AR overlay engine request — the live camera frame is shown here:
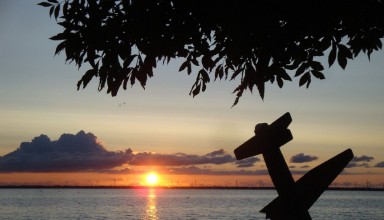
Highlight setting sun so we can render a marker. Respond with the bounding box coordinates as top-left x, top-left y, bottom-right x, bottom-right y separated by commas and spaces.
146, 173, 159, 186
